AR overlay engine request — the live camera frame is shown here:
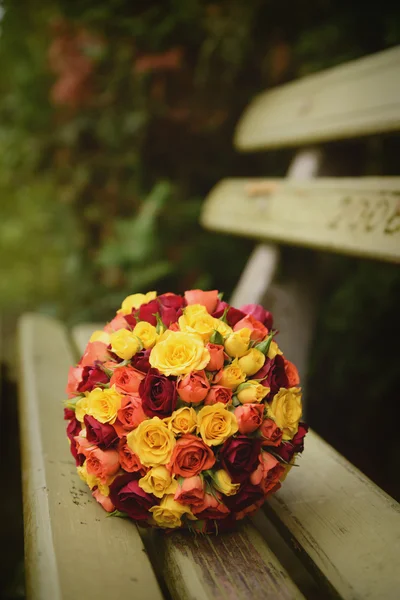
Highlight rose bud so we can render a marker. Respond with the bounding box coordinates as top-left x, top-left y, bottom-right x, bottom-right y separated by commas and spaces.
184, 289, 219, 314
140, 368, 177, 417
224, 328, 251, 358
217, 361, 246, 390
237, 380, 269, 404
238, 349, 265, 376
205, 343, 225, 371
234, 404, 264, 434
191, 492, 230, 519
212, 469, 240, 496
234, 314, 268, 342
177, 370, 210, 404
